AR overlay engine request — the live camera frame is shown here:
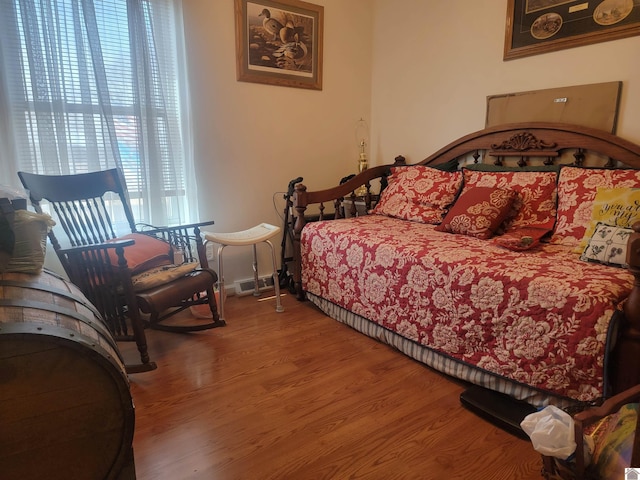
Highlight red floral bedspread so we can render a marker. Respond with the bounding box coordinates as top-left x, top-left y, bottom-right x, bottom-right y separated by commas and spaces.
301, 215, 634, 402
